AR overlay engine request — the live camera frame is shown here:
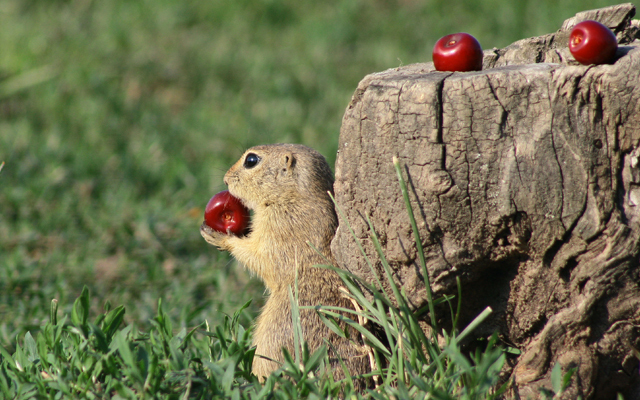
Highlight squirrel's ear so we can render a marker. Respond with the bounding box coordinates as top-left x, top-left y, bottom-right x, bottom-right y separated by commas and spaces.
281, 152, 295, 172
